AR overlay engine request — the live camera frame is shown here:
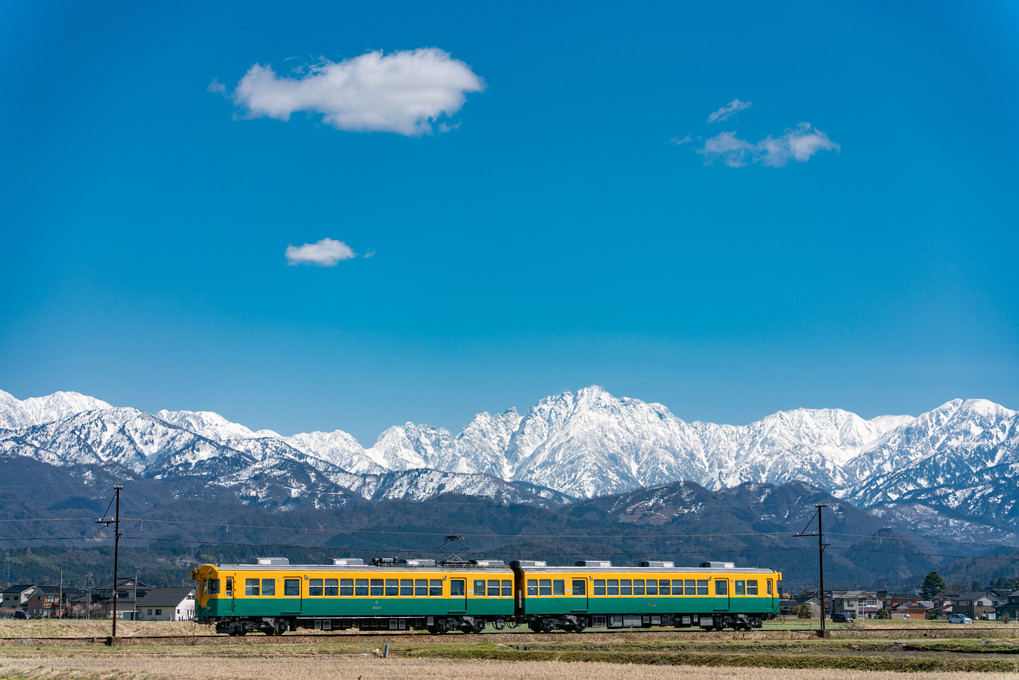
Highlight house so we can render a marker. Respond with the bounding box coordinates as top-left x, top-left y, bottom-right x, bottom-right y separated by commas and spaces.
133, 588, 195, 621
1, 584, 40, 609
995, 590, 1019, 622
954, 592, 1004, 620
95, 577, 150, 619
24, 585, 67, 618
831, 590, 880, 619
